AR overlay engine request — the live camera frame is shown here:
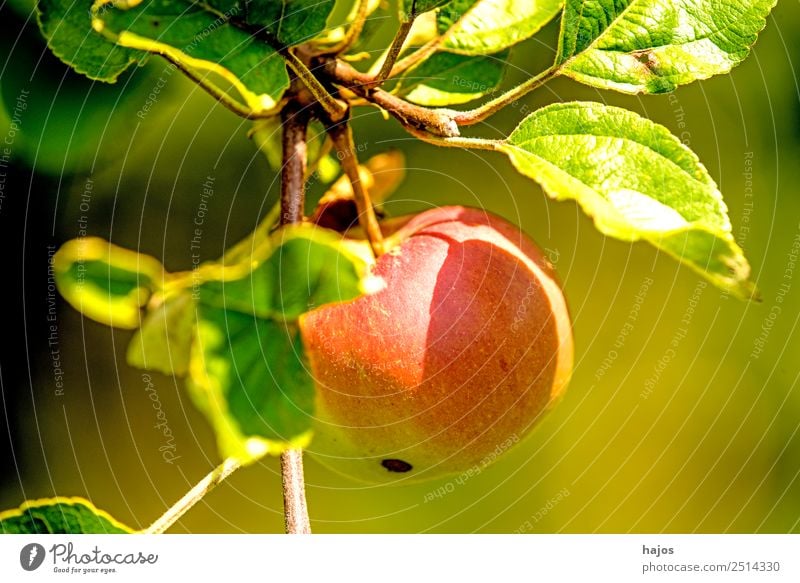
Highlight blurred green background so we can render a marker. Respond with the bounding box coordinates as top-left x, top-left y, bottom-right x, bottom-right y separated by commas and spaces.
1, 1, 799, 533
